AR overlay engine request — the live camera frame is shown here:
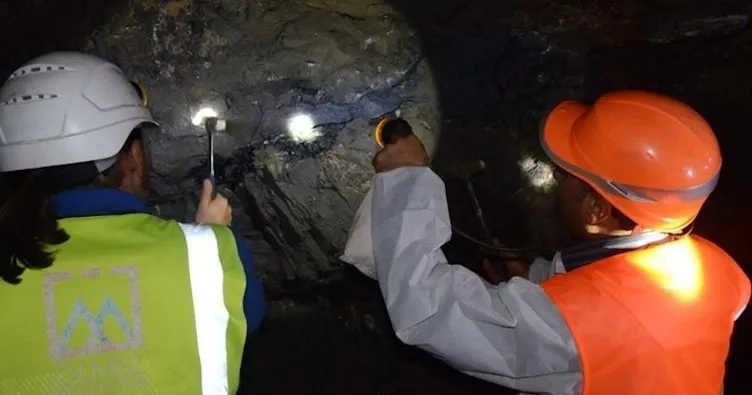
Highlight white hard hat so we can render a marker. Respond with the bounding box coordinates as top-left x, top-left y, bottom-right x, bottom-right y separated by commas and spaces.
0, 52, 156, 172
